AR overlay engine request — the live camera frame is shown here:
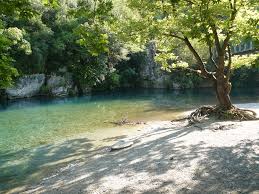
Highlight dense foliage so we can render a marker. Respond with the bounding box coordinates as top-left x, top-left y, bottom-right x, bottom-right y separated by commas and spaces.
0, 0, 33, 88
231, 53, 259, 87
0, 0, 258, 94
115, 0, 258, 109
0, 0, 127, 91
